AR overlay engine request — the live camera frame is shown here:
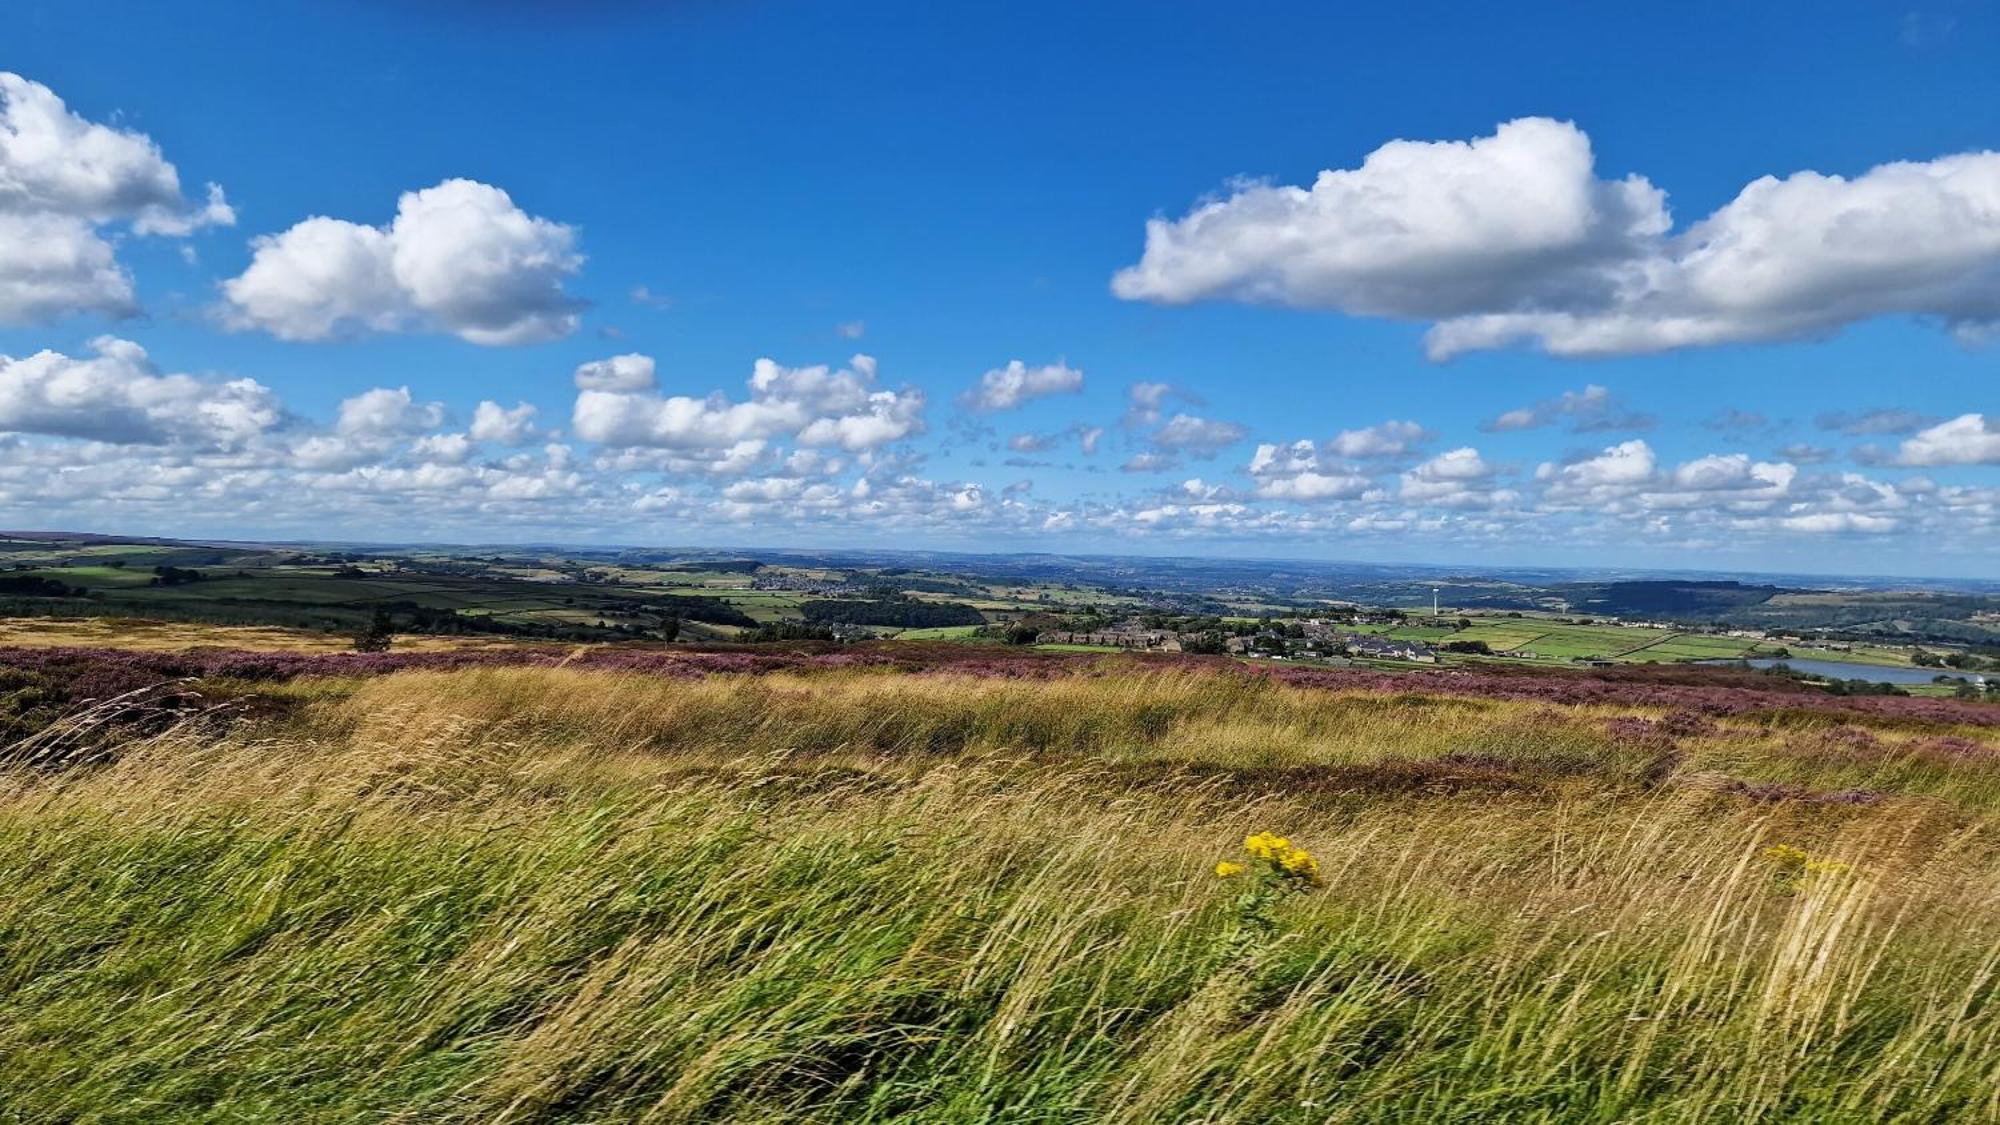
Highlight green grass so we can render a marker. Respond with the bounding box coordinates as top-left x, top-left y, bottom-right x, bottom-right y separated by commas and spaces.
0, 663, 1996, 1121
893, 625, 986, 640
17, 565, 157, 588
